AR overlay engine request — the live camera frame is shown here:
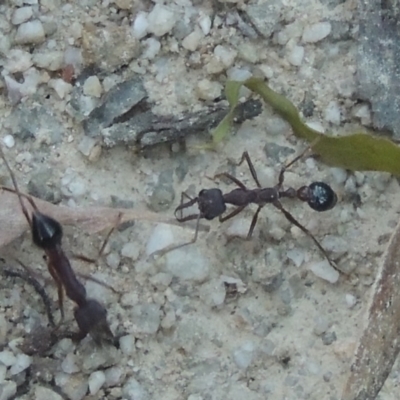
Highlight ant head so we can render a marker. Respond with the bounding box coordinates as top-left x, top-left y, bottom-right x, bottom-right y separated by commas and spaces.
74, 299, 114, 345
32, 212, 63, 249
198, 188, 226, 220
298, 182, 337, 212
